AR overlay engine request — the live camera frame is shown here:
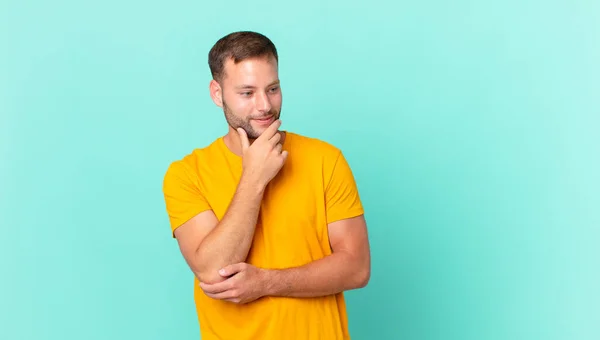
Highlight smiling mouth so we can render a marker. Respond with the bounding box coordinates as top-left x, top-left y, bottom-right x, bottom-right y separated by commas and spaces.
253, 116, 274, 123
